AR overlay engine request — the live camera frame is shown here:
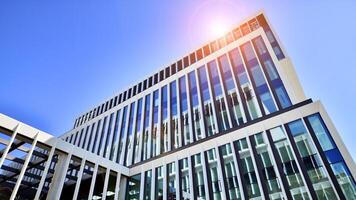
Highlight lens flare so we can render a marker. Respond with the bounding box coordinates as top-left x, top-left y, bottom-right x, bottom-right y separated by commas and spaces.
209, 20, 229, 38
